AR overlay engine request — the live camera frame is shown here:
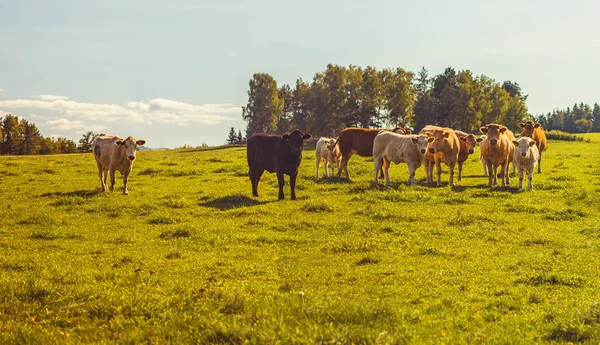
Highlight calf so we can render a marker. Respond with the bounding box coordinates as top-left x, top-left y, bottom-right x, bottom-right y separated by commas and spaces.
450, 130, 477, 182
92, 135, 146, 195
476, 135, 489, 176
332, 127, 410, 180
519, 120, 547, 173
315, 137, 341, 178
480, 124, 515, 189
247, 129, 311, 200
512, 137, 540, 190
419, 126, 460, 187
373, 132, 433, 186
